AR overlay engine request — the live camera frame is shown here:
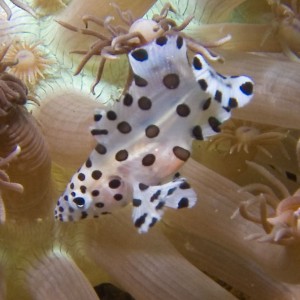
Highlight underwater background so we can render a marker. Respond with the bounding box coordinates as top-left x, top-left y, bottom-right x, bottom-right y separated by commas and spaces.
0, 0, 300, 299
